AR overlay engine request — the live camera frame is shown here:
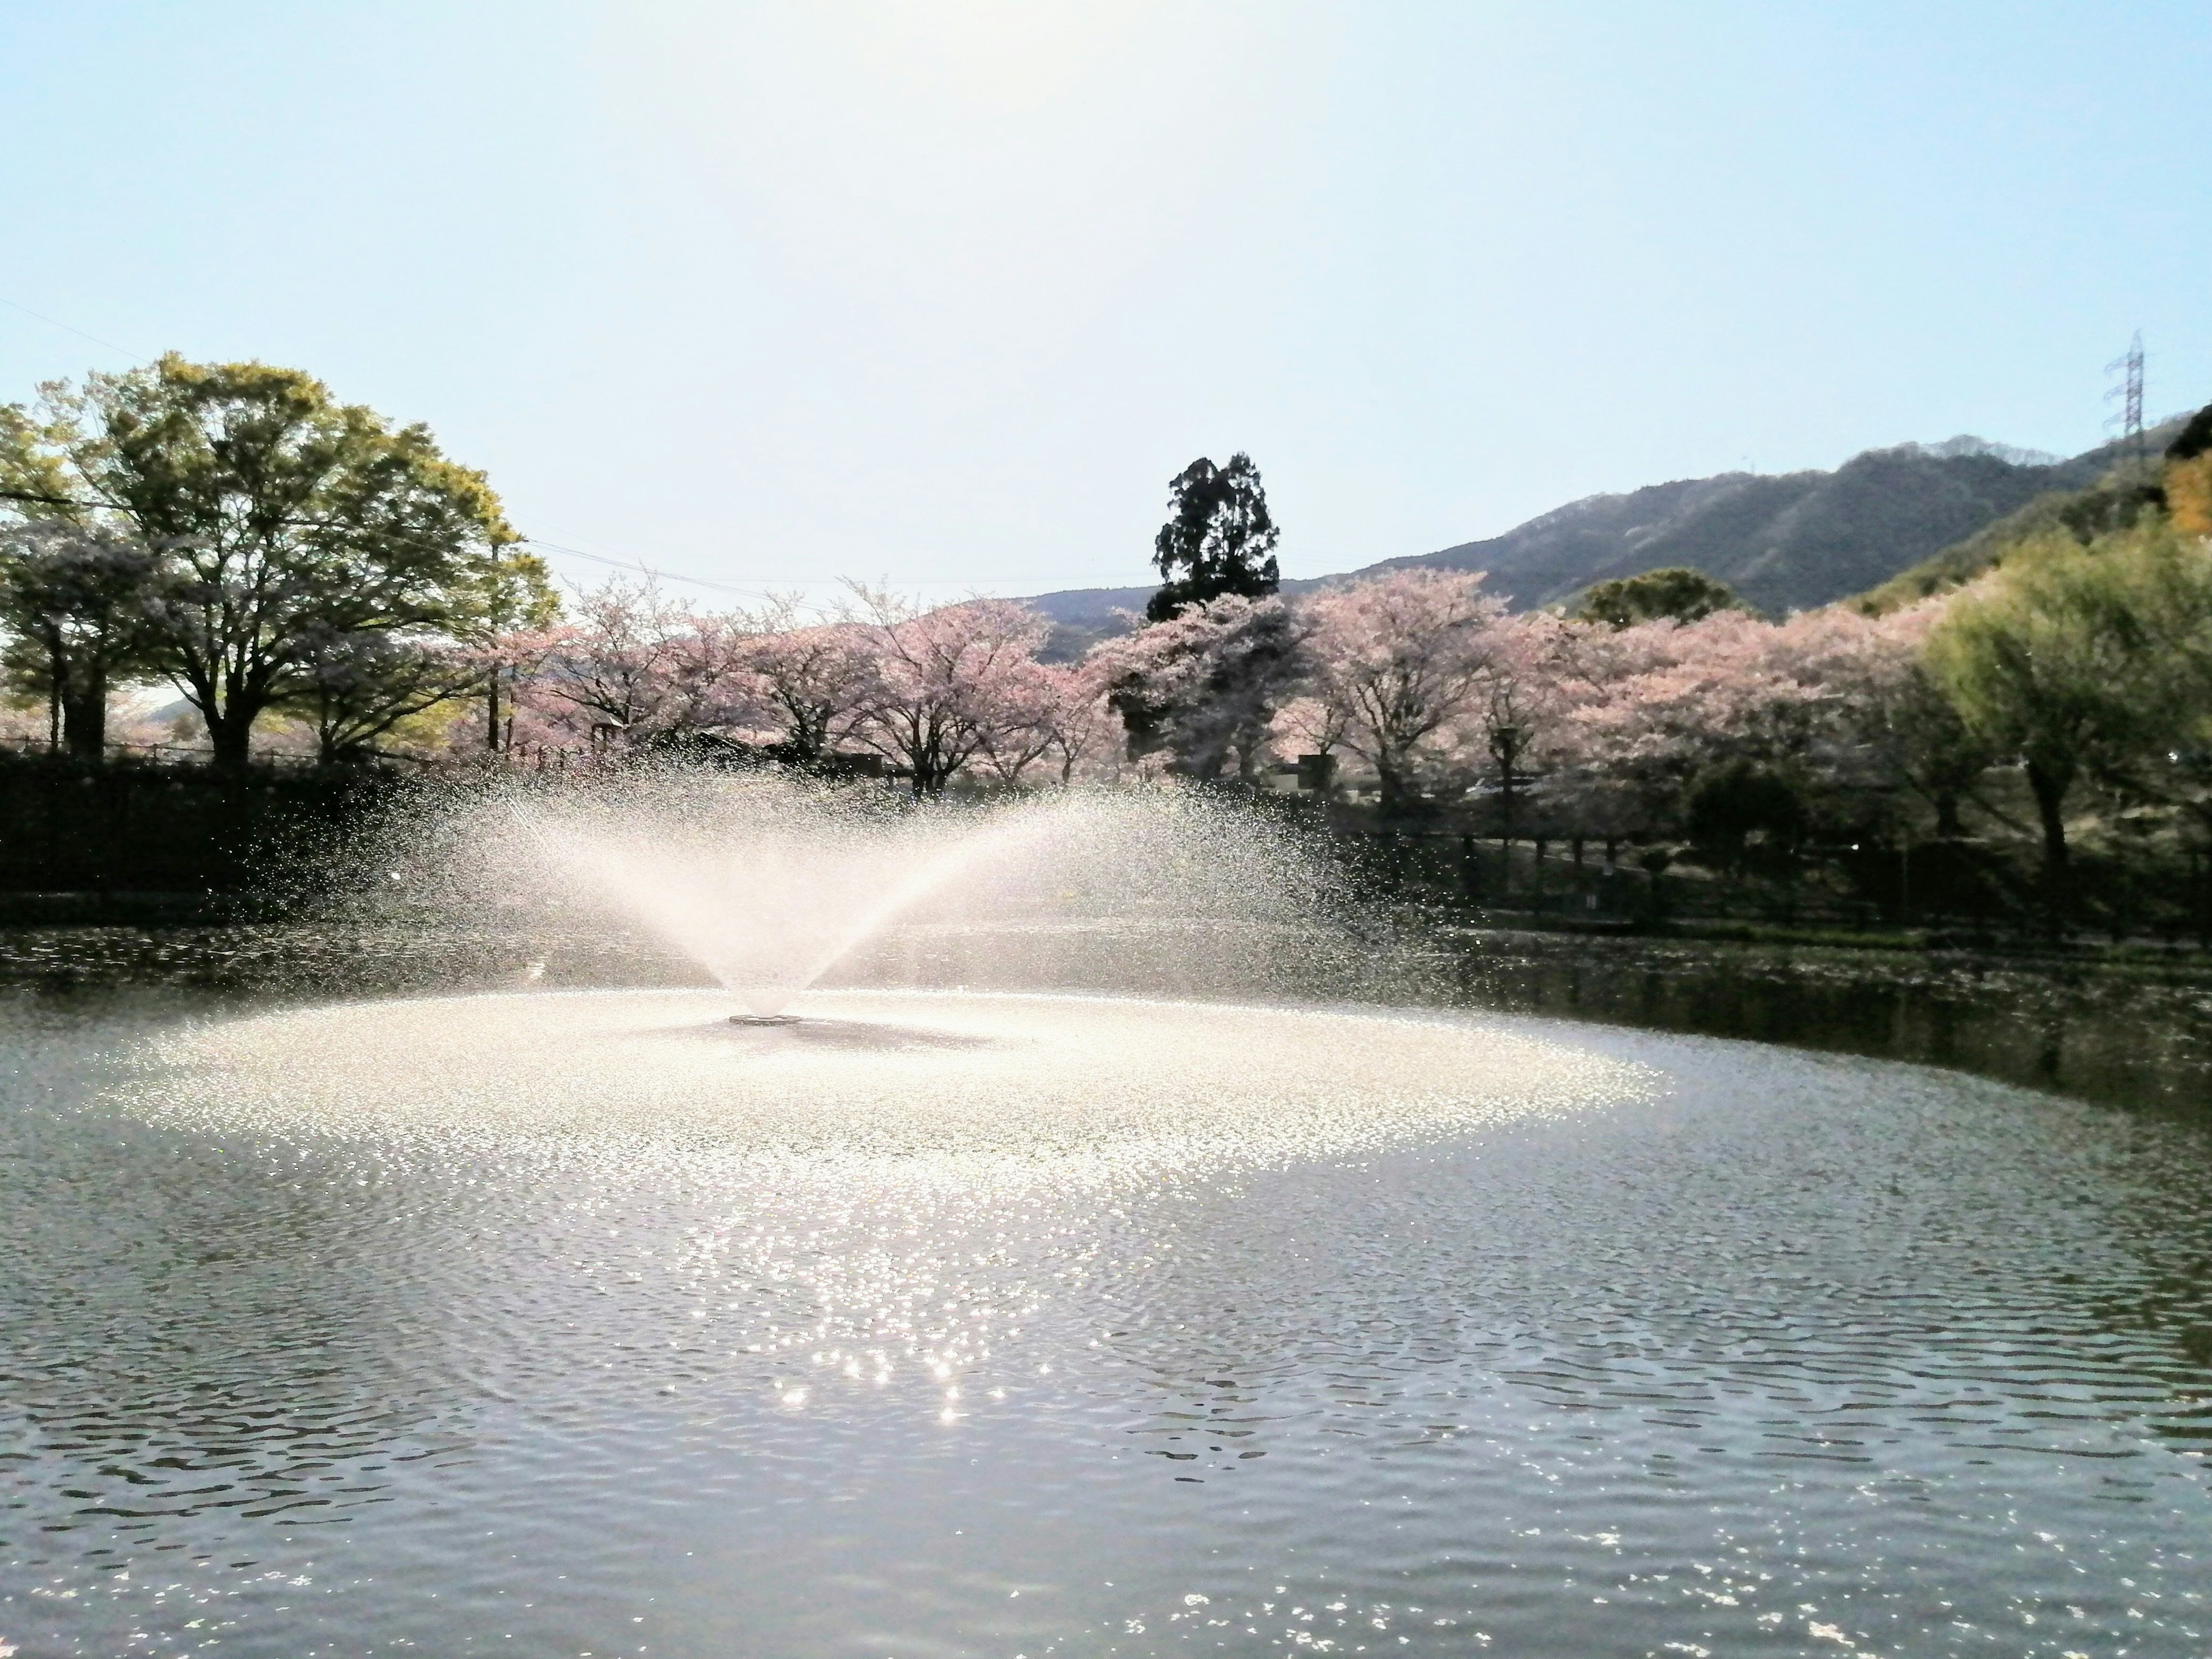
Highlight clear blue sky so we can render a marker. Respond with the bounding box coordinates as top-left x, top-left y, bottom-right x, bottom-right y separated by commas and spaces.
3, 2, 2207, 605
